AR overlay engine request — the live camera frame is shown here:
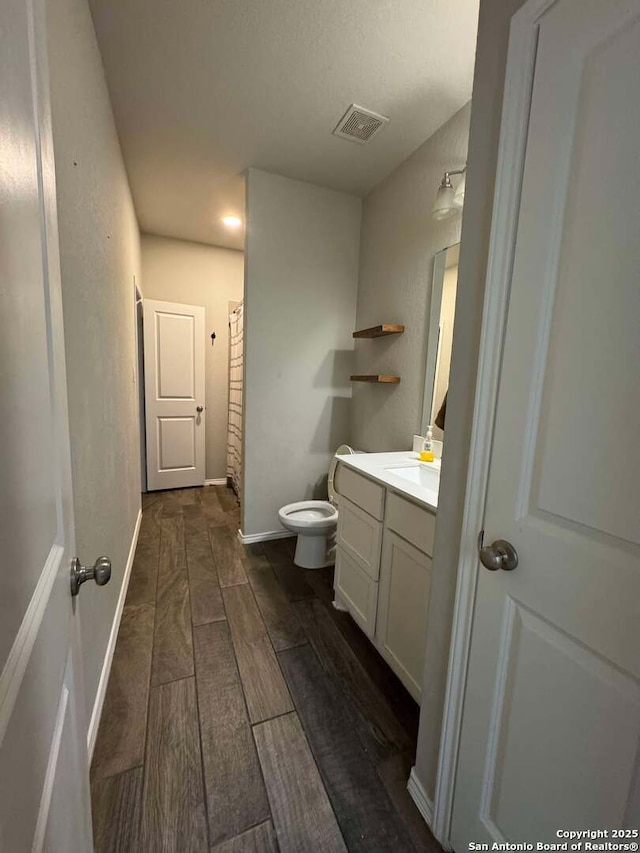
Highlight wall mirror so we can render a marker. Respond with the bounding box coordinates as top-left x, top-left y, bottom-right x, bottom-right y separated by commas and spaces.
421, 242, 460, 440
